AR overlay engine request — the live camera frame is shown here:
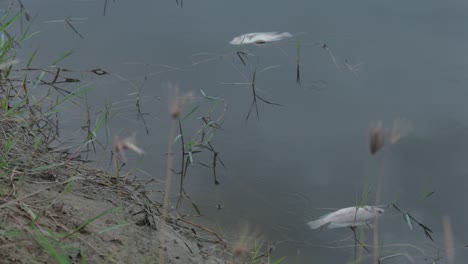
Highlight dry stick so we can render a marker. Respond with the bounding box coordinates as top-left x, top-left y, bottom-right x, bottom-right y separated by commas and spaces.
296, 40, 301, 85
212, 150, 219, 185
351, 226, 369, 261
236, 51, 247, 66
322, 45, 340, 71
176, 118, 186, 208
204, 142, 223, 185
103, 0, 108, 16
246, 69, 282, 121
160, 117, 177, 264
84, 96, 96, 156
112, 143, 120, 179
65, 16, 84, 39
246, 69, 259, 121
135, 90, 150, 135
